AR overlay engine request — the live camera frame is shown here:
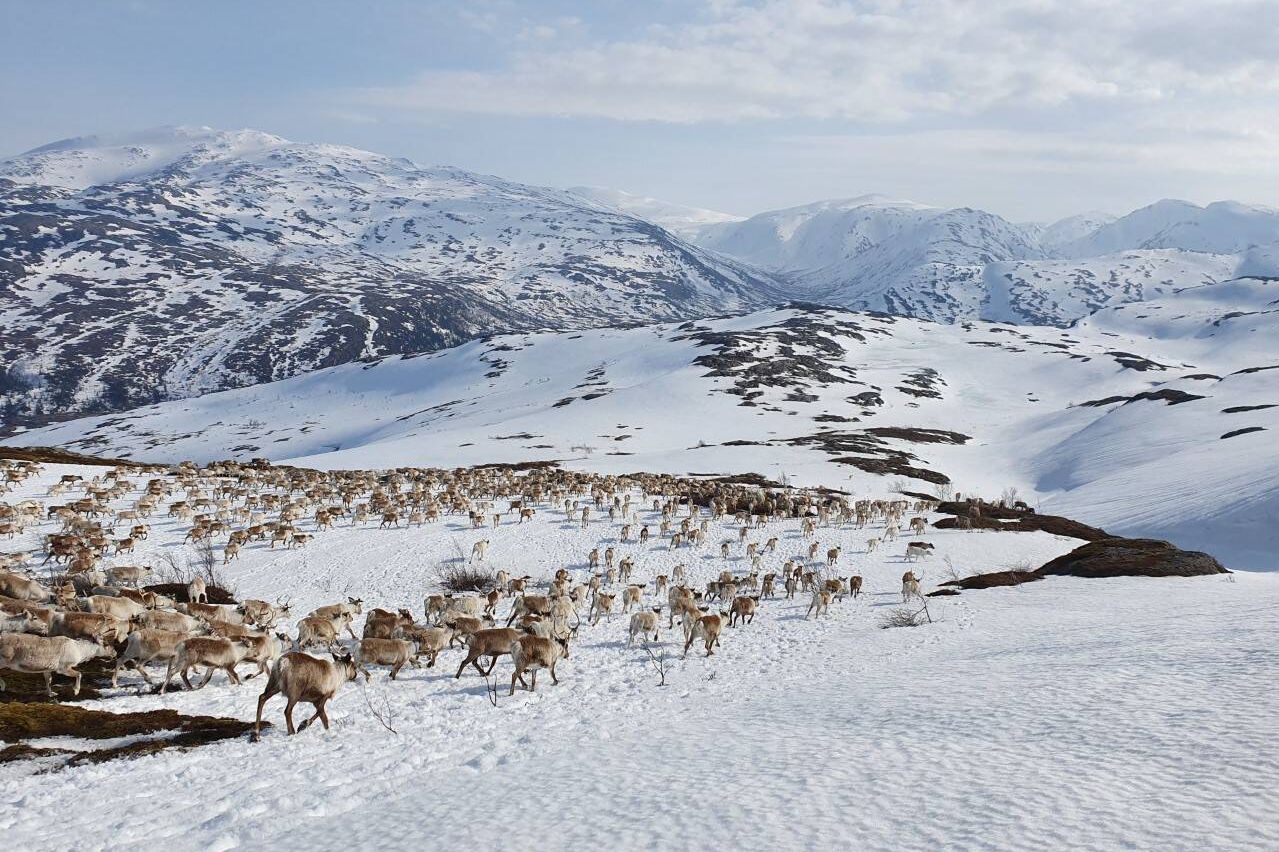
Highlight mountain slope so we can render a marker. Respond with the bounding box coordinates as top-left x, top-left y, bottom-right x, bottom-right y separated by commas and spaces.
0, 126, 782, 428
1060, 199, 1279, 257
12, 285, 1277, 568
692, 196, 1266, 325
